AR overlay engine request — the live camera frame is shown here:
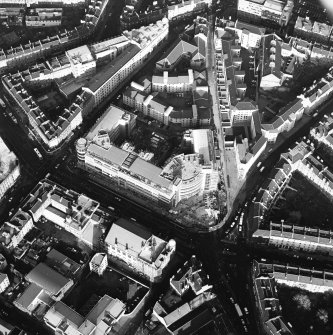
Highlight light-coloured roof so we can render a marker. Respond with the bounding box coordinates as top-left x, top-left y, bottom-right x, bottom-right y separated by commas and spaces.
87, 105, 128, 141
129, 156, 172, 188
105, 218, 150, 257
66, 45, 94, 64
87, 143, 129, 166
